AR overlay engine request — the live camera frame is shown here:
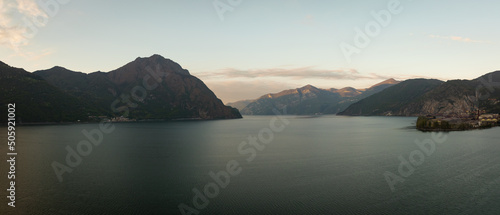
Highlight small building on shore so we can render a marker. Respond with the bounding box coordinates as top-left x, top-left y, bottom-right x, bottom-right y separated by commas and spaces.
479, 114, 499, 120
478, 114, 499, 127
